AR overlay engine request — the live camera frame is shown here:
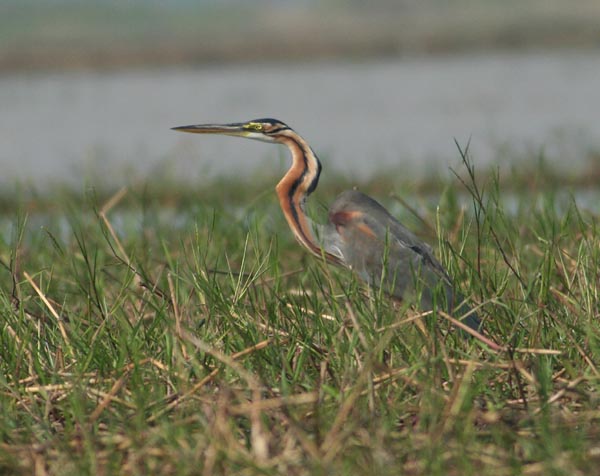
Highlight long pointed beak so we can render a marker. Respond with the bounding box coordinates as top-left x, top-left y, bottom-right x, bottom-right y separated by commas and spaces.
171, 123, 248, 136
